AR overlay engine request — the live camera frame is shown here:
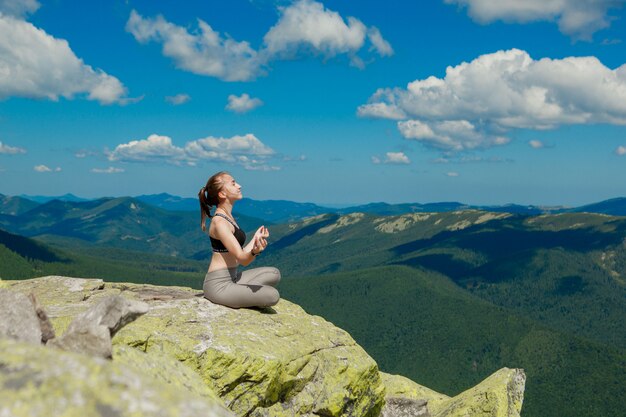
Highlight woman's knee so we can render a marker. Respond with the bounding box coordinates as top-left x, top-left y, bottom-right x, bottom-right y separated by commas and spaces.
263, 287, 280, 307
268, 267, 281, 285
